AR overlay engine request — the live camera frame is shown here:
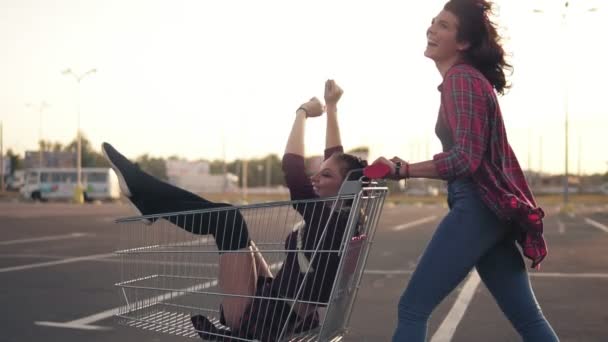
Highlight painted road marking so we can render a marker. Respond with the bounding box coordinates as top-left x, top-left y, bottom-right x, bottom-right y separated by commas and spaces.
365, 269, 414, 275
531, 272, 608, 279
363, 269, 608, 279
557, 220, 566, 235
0, 253, 68, 260
363, 269, 608, 342
584, 218, 608, 233
393, 215, 438, 231
0, 252, 115, 273
36, 279, 220, 331
0, 237, 212, 273
35, 262, 283, 331
430, 271, 481, 342
0, 232, 92, 246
